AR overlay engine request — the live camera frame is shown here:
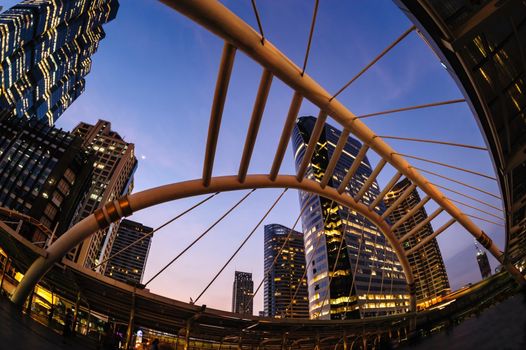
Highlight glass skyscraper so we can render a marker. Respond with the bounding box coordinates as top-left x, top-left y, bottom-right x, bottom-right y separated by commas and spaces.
384, 177, 450, 308
105, 219, 153, 285
0, 0, 119, 124
232, 271, 254, 315
264, 223, 309, 318
291, 116, 409, 319
0, 111, 93, 243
